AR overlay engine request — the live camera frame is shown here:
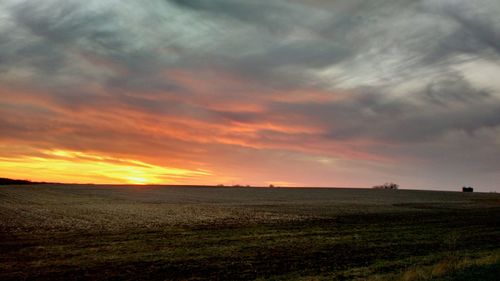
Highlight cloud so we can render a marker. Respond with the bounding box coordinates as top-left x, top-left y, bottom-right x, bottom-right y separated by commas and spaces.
271, 74, 500, 143
1, 0, 500, 189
